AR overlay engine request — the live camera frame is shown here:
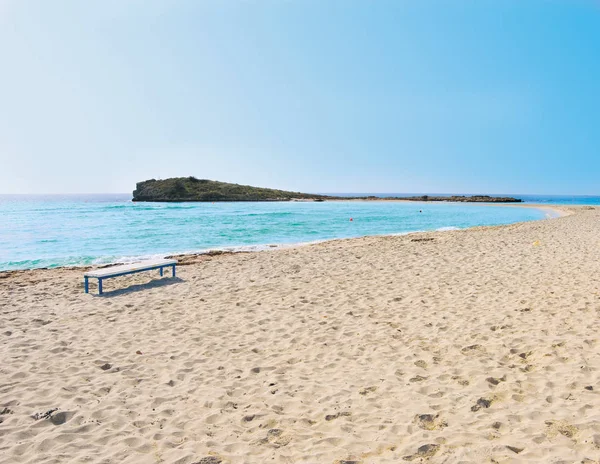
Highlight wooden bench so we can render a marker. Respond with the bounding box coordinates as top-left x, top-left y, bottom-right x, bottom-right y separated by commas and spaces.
84, 259, 177, 295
